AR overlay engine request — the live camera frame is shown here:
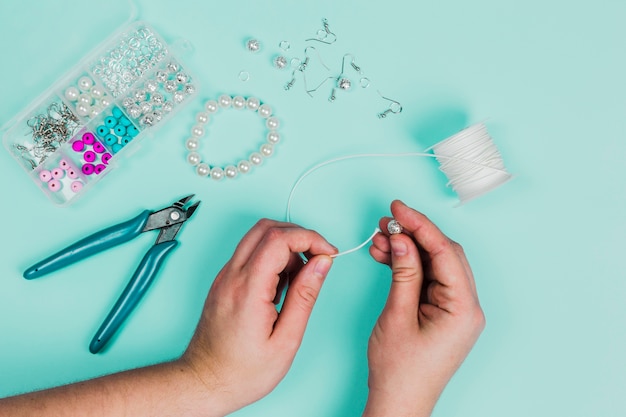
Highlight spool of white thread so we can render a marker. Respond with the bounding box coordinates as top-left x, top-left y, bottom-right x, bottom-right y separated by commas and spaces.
428, 123, 512, 204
